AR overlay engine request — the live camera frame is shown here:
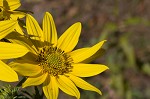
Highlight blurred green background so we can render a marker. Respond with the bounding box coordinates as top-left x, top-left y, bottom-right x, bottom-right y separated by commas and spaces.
20, 0, 150, 99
